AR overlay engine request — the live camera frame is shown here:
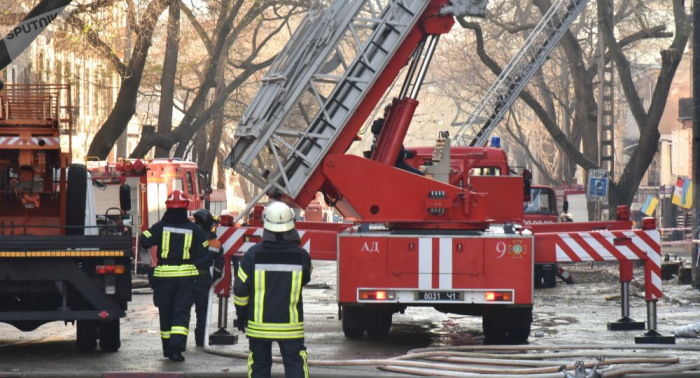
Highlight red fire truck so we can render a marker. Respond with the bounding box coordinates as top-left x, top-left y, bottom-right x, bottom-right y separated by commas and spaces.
215, 0, 671, 345
87, 159, 211, 269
